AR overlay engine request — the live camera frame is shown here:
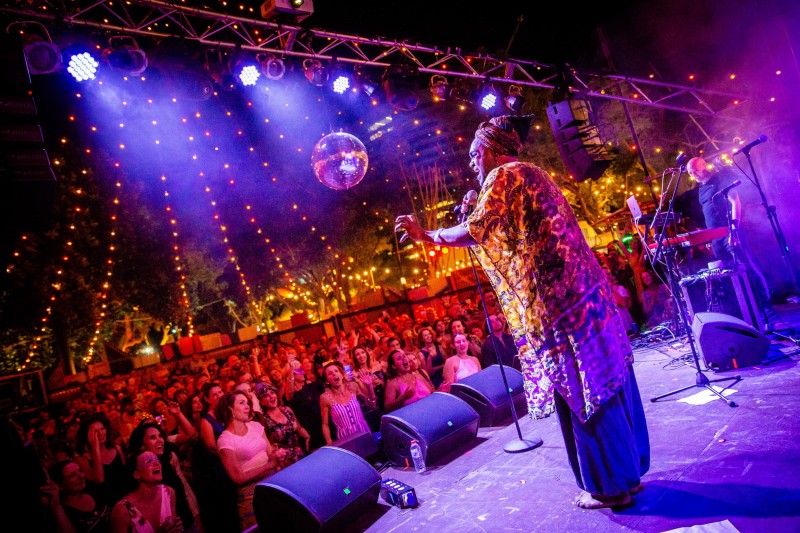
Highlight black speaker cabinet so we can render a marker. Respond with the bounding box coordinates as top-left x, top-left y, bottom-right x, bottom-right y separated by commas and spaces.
680, 267, 764, 333
691, 312, 770, 371
449, 365, 528, 427
546, 99, 612, 182
253, 446, 381, 533
380, 392, 479, 467
330, 430, 379, 462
